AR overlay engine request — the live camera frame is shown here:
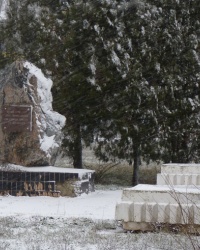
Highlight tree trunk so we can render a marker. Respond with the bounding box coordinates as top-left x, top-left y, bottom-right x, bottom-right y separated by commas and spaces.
132, 148, 140, 186
73, 124, 83, 169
